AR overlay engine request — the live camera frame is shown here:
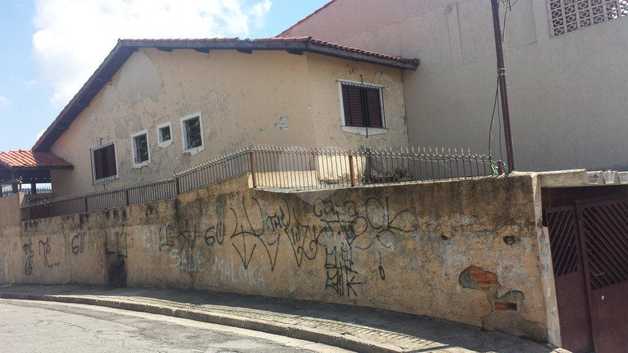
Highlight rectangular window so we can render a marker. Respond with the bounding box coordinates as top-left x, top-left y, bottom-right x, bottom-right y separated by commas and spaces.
341, 83, 383, 128
157, 123, 172, 147
548, 0, 628, 36
181, 114, 204, 153
92, 144, 117, 181
132, 130, 150, 167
